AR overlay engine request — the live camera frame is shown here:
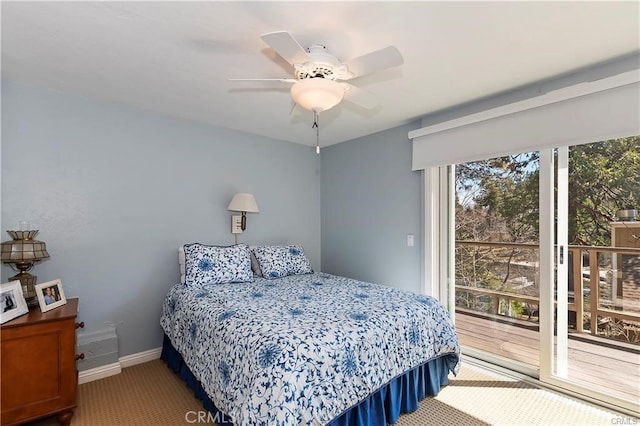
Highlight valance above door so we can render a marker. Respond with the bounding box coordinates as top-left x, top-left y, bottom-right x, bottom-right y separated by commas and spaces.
409, 70, 640, 170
